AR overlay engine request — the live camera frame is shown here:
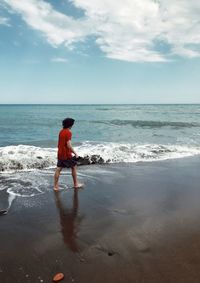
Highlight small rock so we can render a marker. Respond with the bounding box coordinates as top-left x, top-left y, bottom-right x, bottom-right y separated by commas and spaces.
53, 272, 64, 282
108, 251, 115, 256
